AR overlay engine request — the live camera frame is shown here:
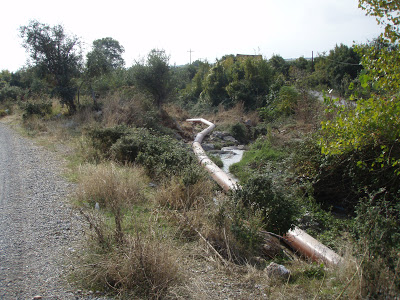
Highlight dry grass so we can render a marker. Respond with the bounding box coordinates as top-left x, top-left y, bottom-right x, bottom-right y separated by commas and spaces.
206, 102, 259, 128
154, 176, 214, 211
73, 229, 183, 299
76, 162, 148, 209
100, 92, 158, 128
